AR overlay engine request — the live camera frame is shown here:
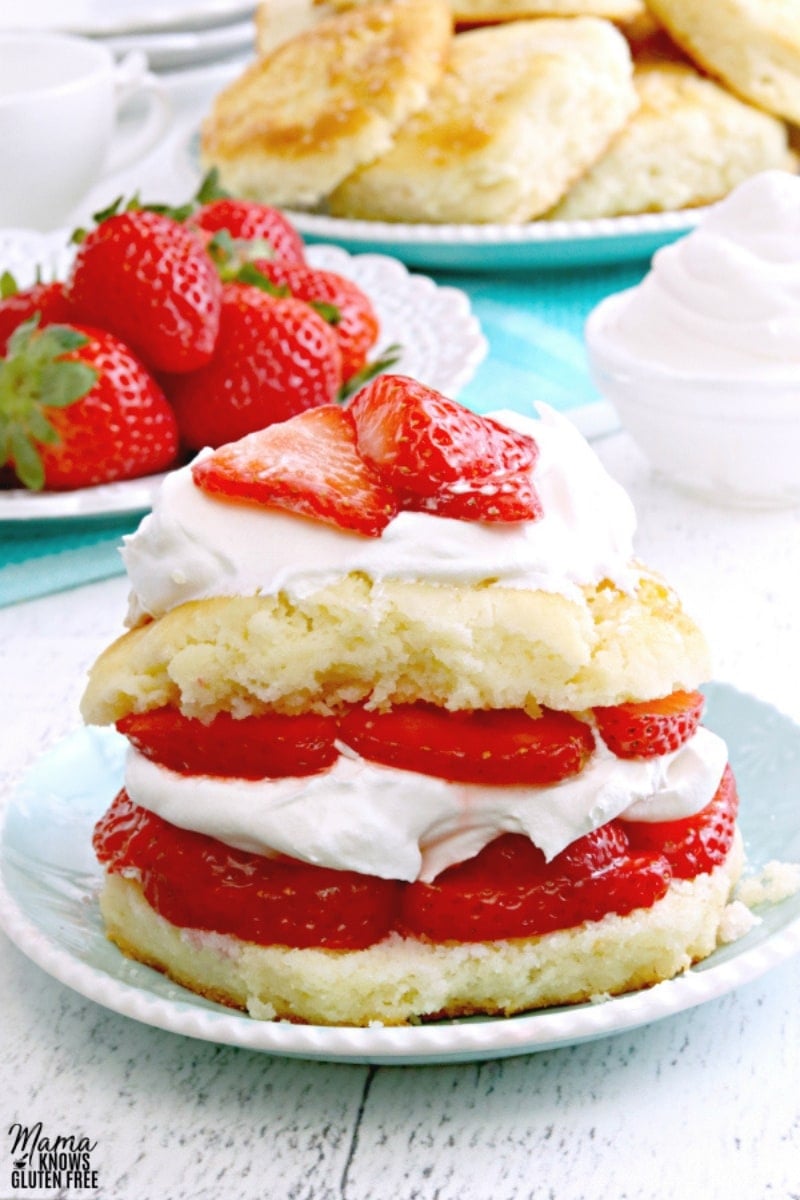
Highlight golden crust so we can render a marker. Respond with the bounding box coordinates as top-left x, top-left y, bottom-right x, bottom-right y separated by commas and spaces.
98, 833, 744, 1026
548, 59, 794, 219
645, 0, 800, 123
201, 0, 452, 208
327, 18, 638, 223
80, 568, 710, 725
